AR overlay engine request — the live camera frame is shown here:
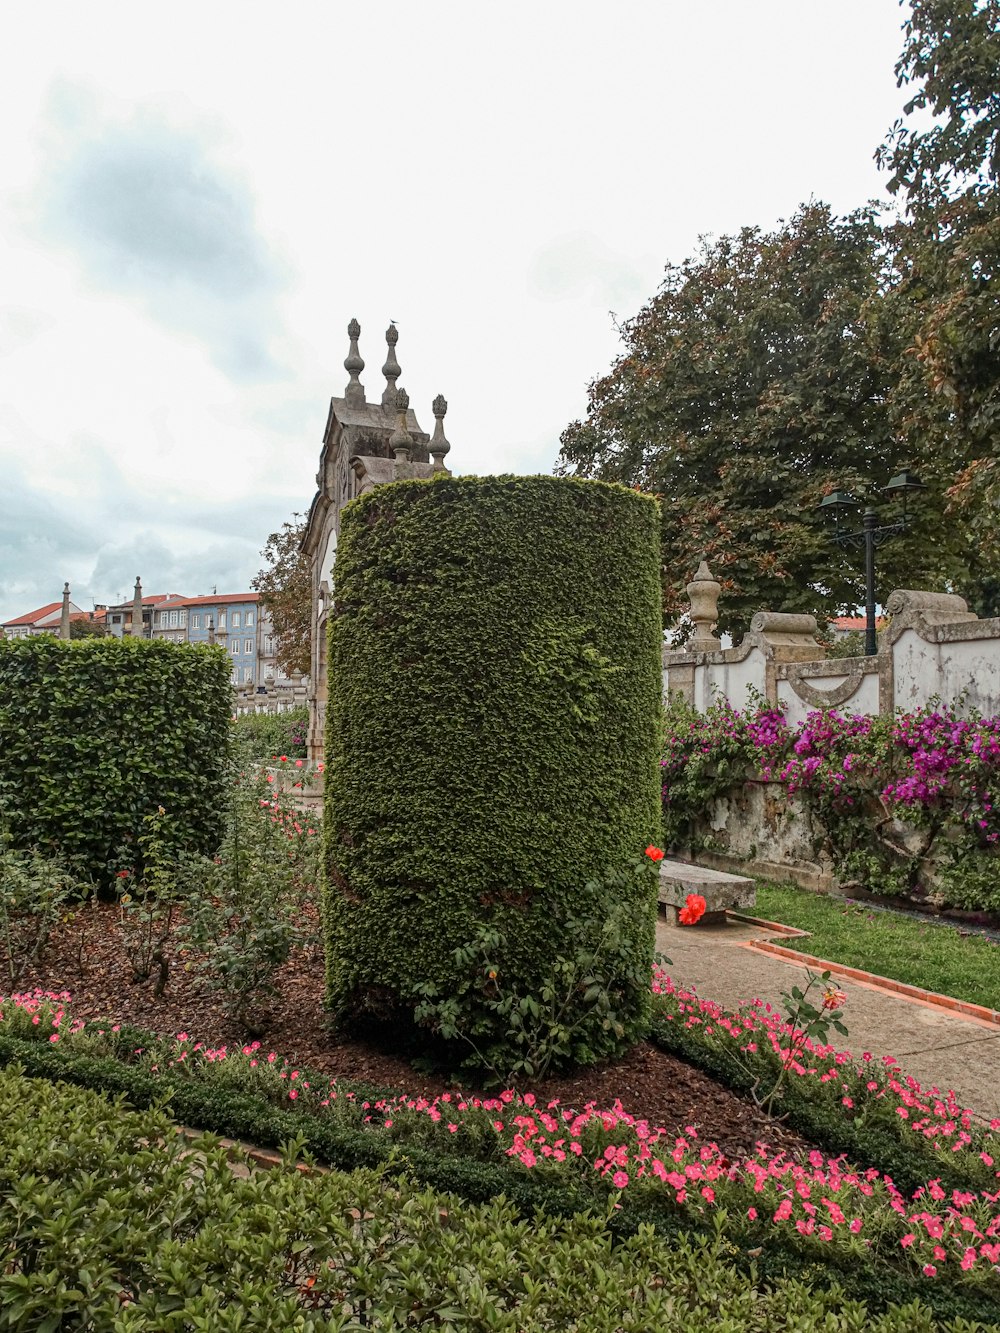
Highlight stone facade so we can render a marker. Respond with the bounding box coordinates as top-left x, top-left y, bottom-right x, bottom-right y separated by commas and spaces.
300, 321, 453, 760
